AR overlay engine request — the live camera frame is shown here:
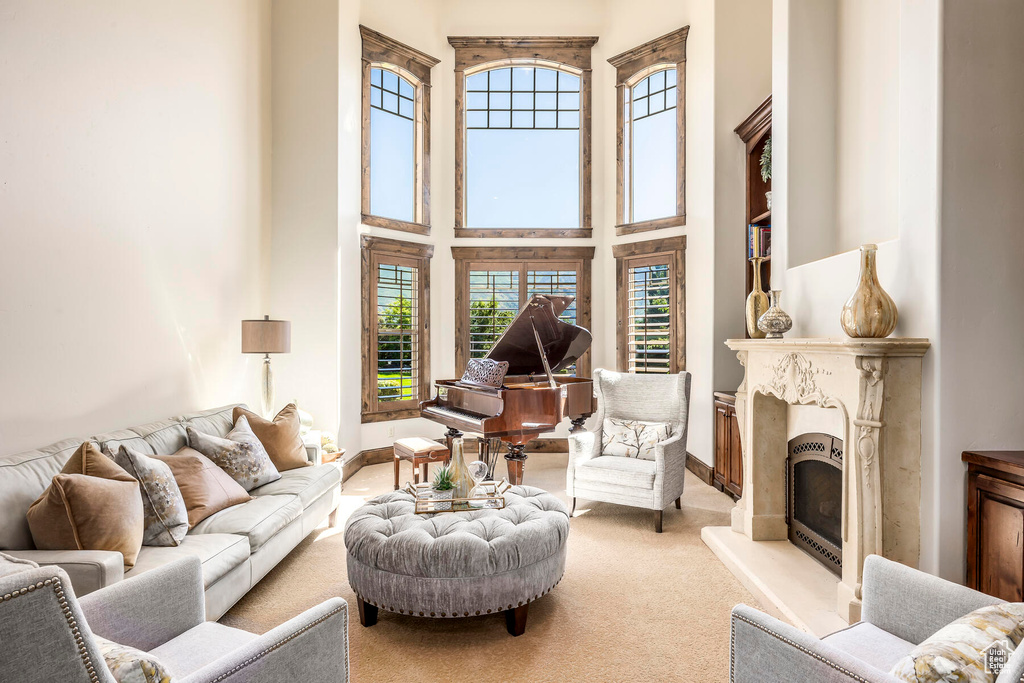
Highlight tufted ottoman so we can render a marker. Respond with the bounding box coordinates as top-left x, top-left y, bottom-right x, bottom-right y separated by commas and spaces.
344, 485, 569, 636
